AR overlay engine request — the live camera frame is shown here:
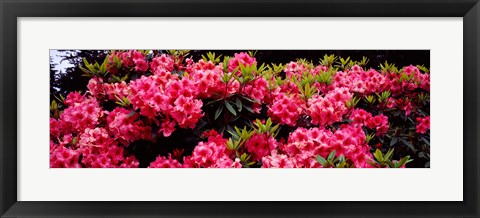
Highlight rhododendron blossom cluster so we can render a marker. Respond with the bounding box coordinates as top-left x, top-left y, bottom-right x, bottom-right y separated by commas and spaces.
50, 50, 430, 168
416, 116, 430, 134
